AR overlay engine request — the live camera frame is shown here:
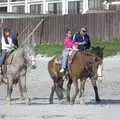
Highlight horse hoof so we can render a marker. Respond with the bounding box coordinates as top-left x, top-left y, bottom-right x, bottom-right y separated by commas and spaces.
70, 101, 74, 105
96, 99, 101, 103
20, 96, 25, 101
25, 98, 31, 105
6, 97, 11, 101
49, 99, 53, 104
49, 102, 53, 104
59, 99, 65, 104
79, 99, 85, 105
6, 98, 11, 105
